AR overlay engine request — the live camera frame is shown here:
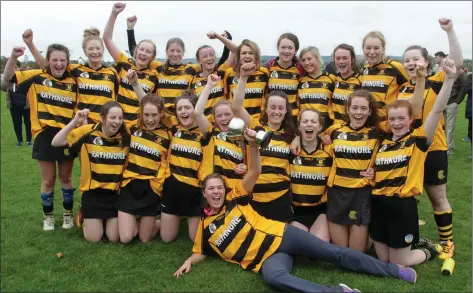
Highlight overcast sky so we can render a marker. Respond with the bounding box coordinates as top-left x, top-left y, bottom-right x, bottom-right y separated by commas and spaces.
1, 1, 472, 63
